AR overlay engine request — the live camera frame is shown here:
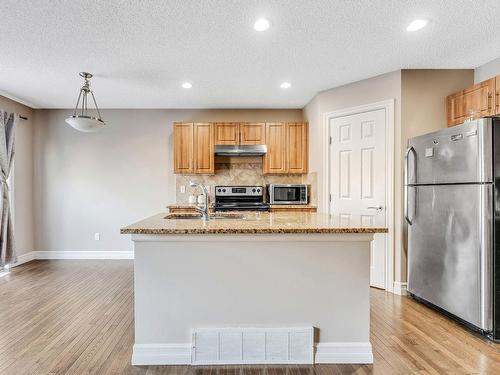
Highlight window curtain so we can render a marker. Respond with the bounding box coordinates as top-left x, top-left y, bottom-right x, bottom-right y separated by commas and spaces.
0, 110, 16, 268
